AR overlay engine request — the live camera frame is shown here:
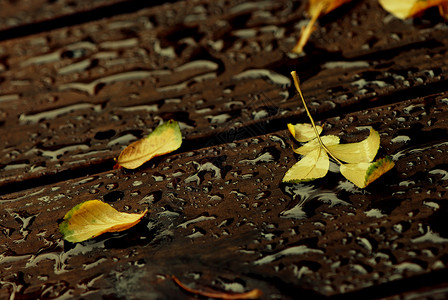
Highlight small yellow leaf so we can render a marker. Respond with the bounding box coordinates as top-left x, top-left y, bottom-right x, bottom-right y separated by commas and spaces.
283, 147, 330, 183
340, 157, 395, 188
292, 0, 353, 54
294, 135, 340, 155
116, 120, 182, 169
379, 0, 448, 19
288, 123, 323, 142
327, 128, 380, 163
59, 200, 147, 243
